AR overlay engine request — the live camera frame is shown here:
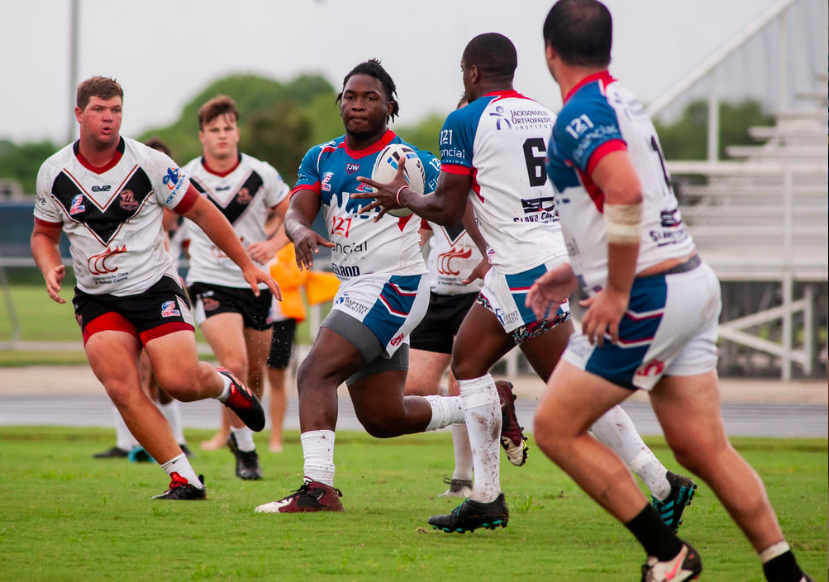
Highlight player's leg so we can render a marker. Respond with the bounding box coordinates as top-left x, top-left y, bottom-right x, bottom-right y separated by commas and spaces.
266, 319, 296, 453
651, 372, 810, 582
404, 349, 451, 396
154, 385, 191, 457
